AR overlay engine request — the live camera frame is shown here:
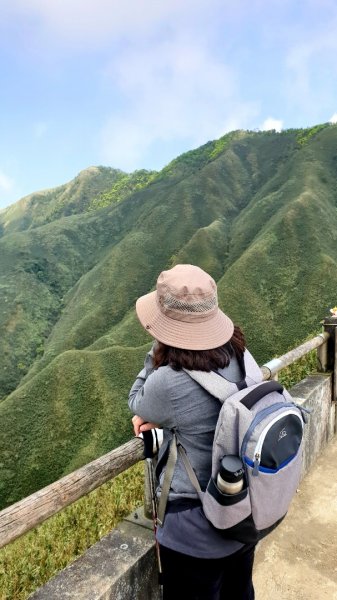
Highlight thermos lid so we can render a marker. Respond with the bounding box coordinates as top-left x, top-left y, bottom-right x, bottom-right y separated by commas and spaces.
219, 455, 244, 483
